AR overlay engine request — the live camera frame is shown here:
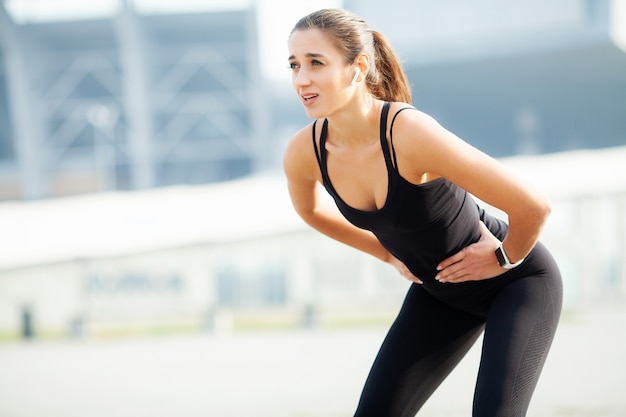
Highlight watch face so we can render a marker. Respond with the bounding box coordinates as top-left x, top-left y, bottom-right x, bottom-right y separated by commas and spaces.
495, 247, 507, 267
